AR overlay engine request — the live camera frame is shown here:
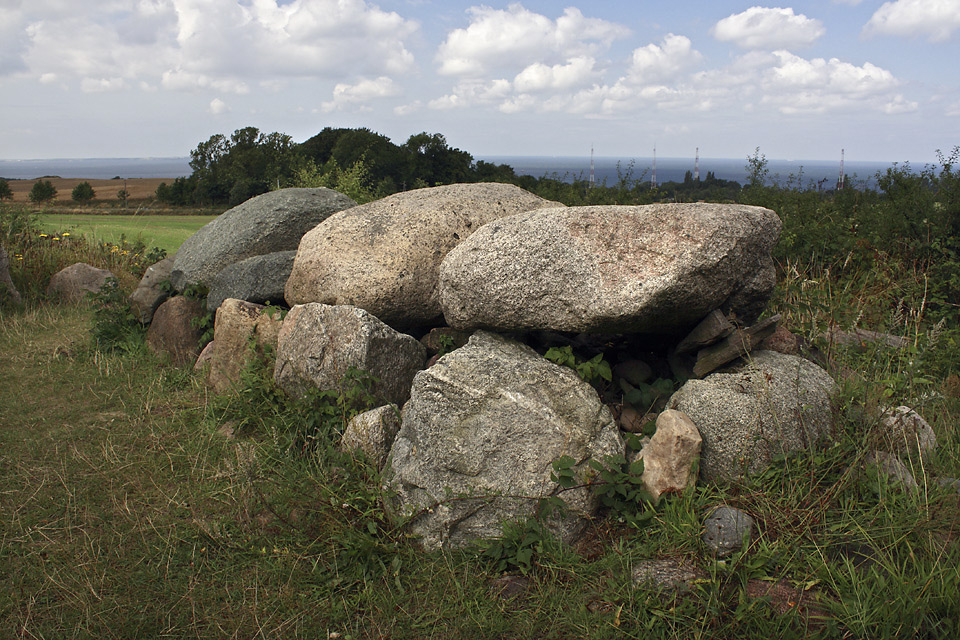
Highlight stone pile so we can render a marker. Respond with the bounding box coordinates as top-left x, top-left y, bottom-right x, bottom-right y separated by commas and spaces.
132, 182, 869, 552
